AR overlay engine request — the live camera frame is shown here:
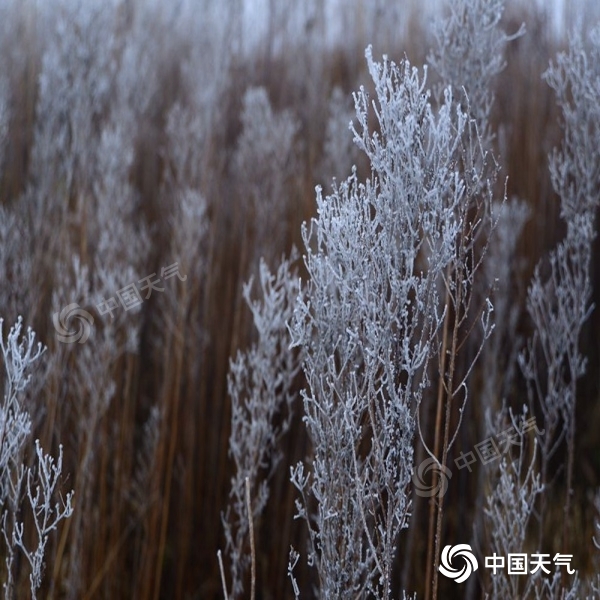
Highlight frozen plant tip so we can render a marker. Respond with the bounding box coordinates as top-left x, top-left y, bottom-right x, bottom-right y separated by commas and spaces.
0, 317, 45, 503
0, 318, 73, 600
10, 441, 74, 600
